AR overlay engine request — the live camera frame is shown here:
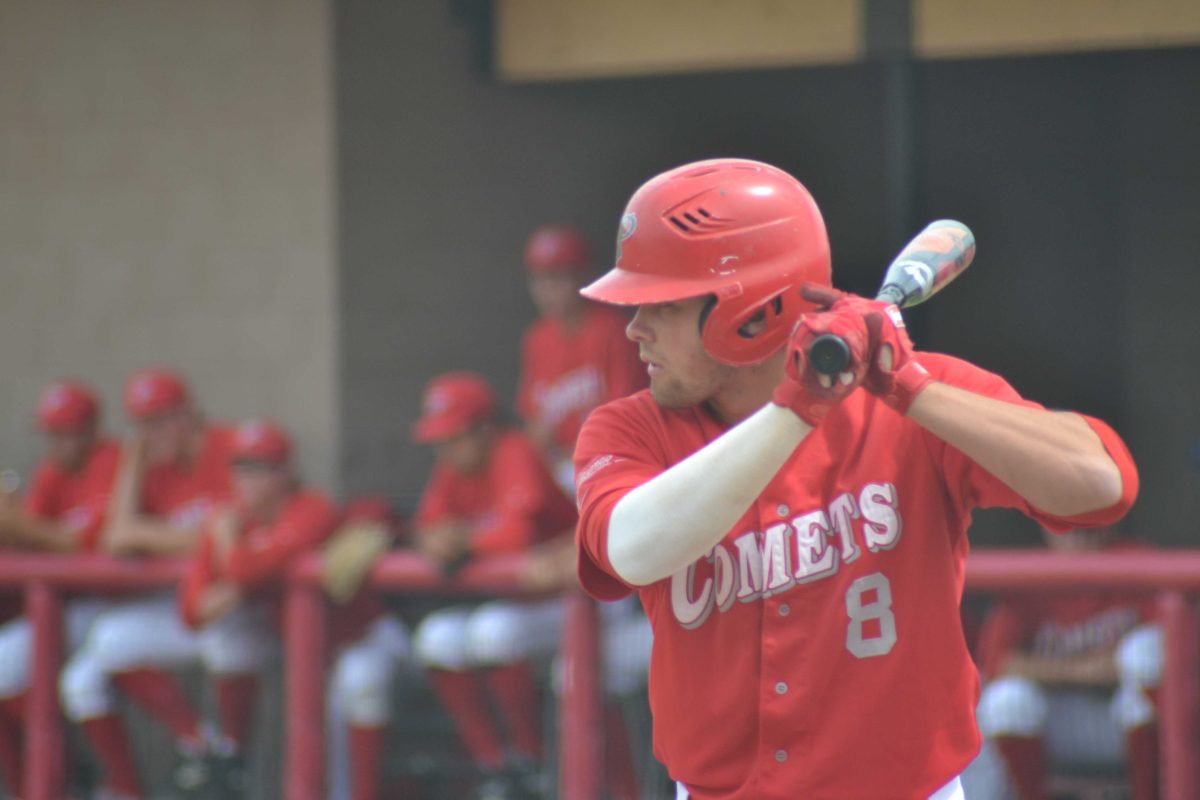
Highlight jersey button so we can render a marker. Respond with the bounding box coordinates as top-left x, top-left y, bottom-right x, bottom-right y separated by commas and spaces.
774, 749, 788, 763
778, 603, 790, 617
775, 681, 788, 695
776, 504, 789, 517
